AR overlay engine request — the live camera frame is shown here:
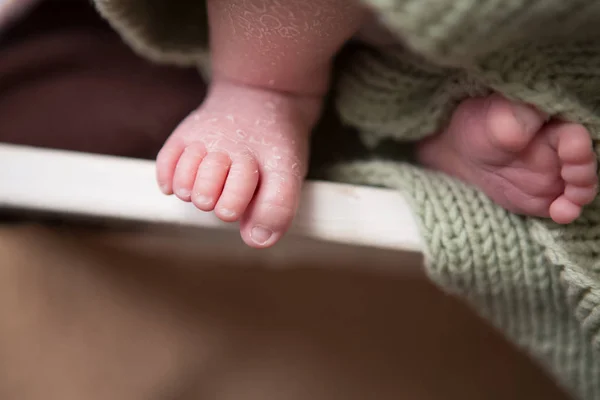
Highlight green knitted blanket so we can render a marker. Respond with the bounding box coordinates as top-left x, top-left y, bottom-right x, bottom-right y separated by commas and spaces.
93, 1, 600, 398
